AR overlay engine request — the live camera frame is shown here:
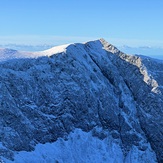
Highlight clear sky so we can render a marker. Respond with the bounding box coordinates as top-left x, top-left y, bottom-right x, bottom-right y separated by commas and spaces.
0, 0, 163, 47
